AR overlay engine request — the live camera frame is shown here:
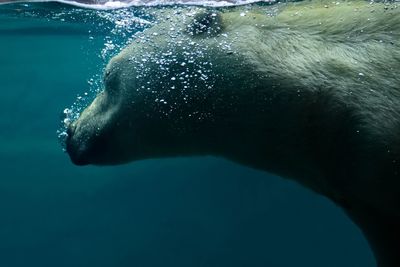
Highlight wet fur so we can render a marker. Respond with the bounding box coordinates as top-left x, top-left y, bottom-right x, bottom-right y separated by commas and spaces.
67, 1, 400, 266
